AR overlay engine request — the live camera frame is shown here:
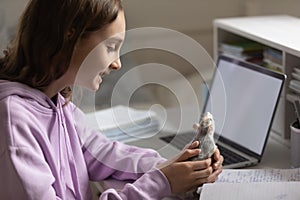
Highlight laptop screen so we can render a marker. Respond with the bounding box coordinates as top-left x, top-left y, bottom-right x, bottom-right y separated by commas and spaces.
203, 55, 285, 156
